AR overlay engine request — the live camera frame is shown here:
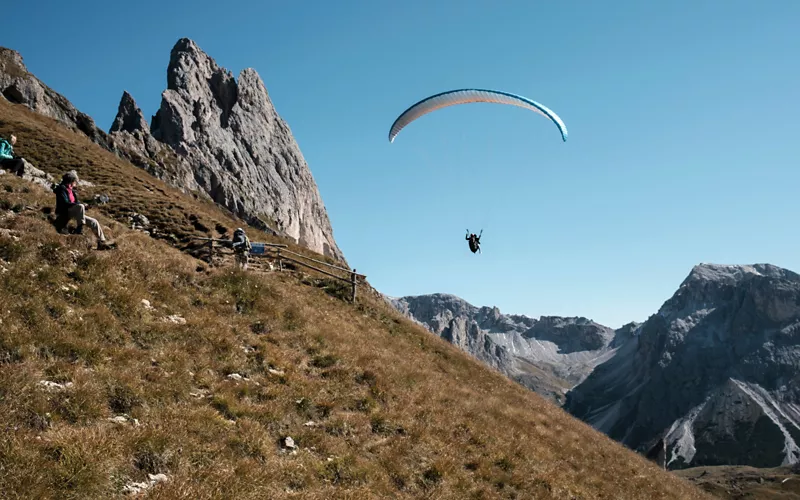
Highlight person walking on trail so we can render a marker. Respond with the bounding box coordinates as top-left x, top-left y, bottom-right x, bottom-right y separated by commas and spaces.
232, 227, 252, 270
466, 229, 482, 254
0, 135, 24, 175
53, 172, 115, 250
